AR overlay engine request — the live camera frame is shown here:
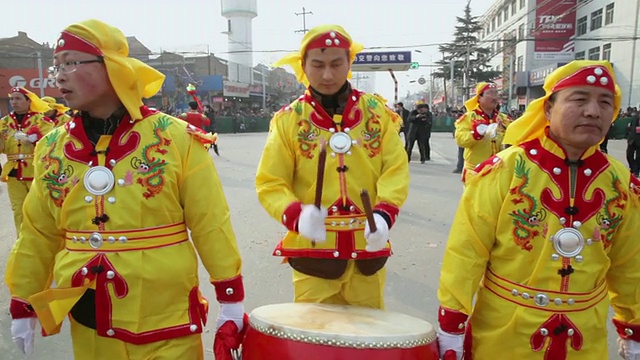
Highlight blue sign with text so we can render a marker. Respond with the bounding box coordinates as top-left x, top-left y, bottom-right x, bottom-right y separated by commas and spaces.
353, 51, 412, 65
